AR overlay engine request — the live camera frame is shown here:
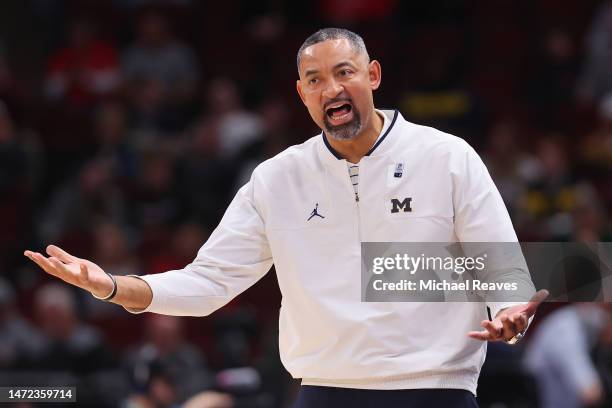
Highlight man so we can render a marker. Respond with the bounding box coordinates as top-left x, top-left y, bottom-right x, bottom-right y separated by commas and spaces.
25, 28, 547, 407
524, 304, 612, 408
